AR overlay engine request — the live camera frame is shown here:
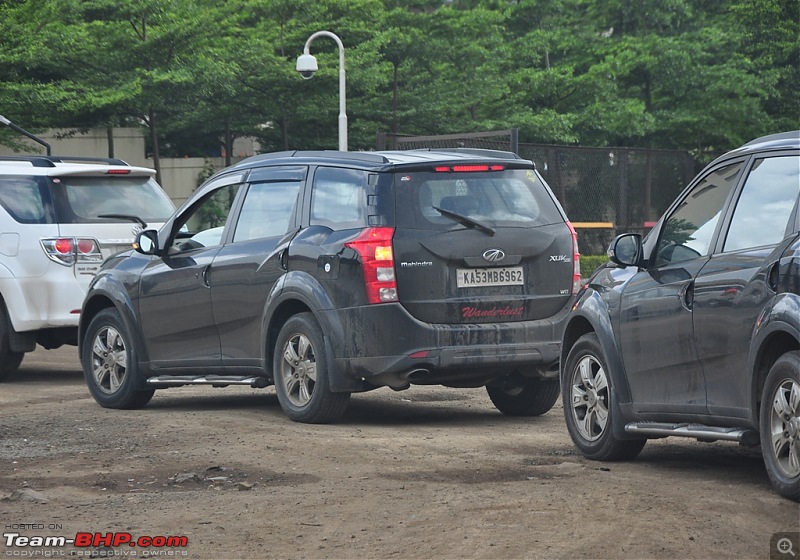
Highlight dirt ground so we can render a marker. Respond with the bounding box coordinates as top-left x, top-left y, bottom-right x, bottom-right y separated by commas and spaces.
1, 346, 797, 560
